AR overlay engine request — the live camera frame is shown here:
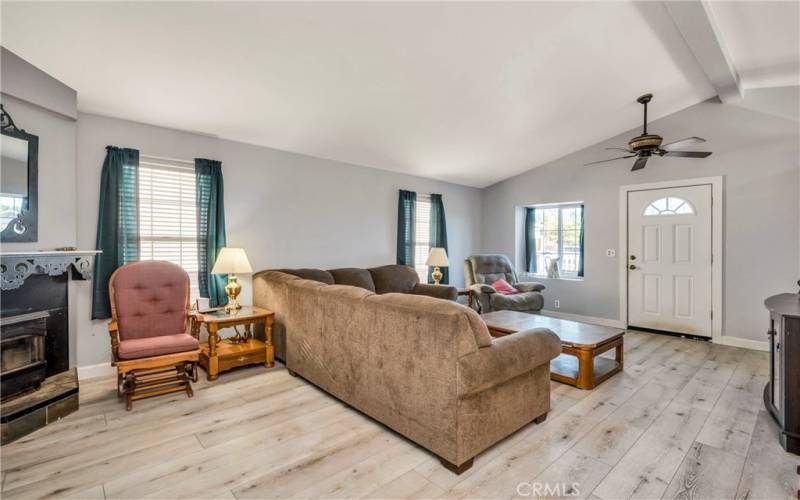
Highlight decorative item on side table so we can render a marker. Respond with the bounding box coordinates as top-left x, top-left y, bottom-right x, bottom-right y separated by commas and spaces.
426, 247, 449, 285
190, 306, 274, 381
212, 247, 253, 313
